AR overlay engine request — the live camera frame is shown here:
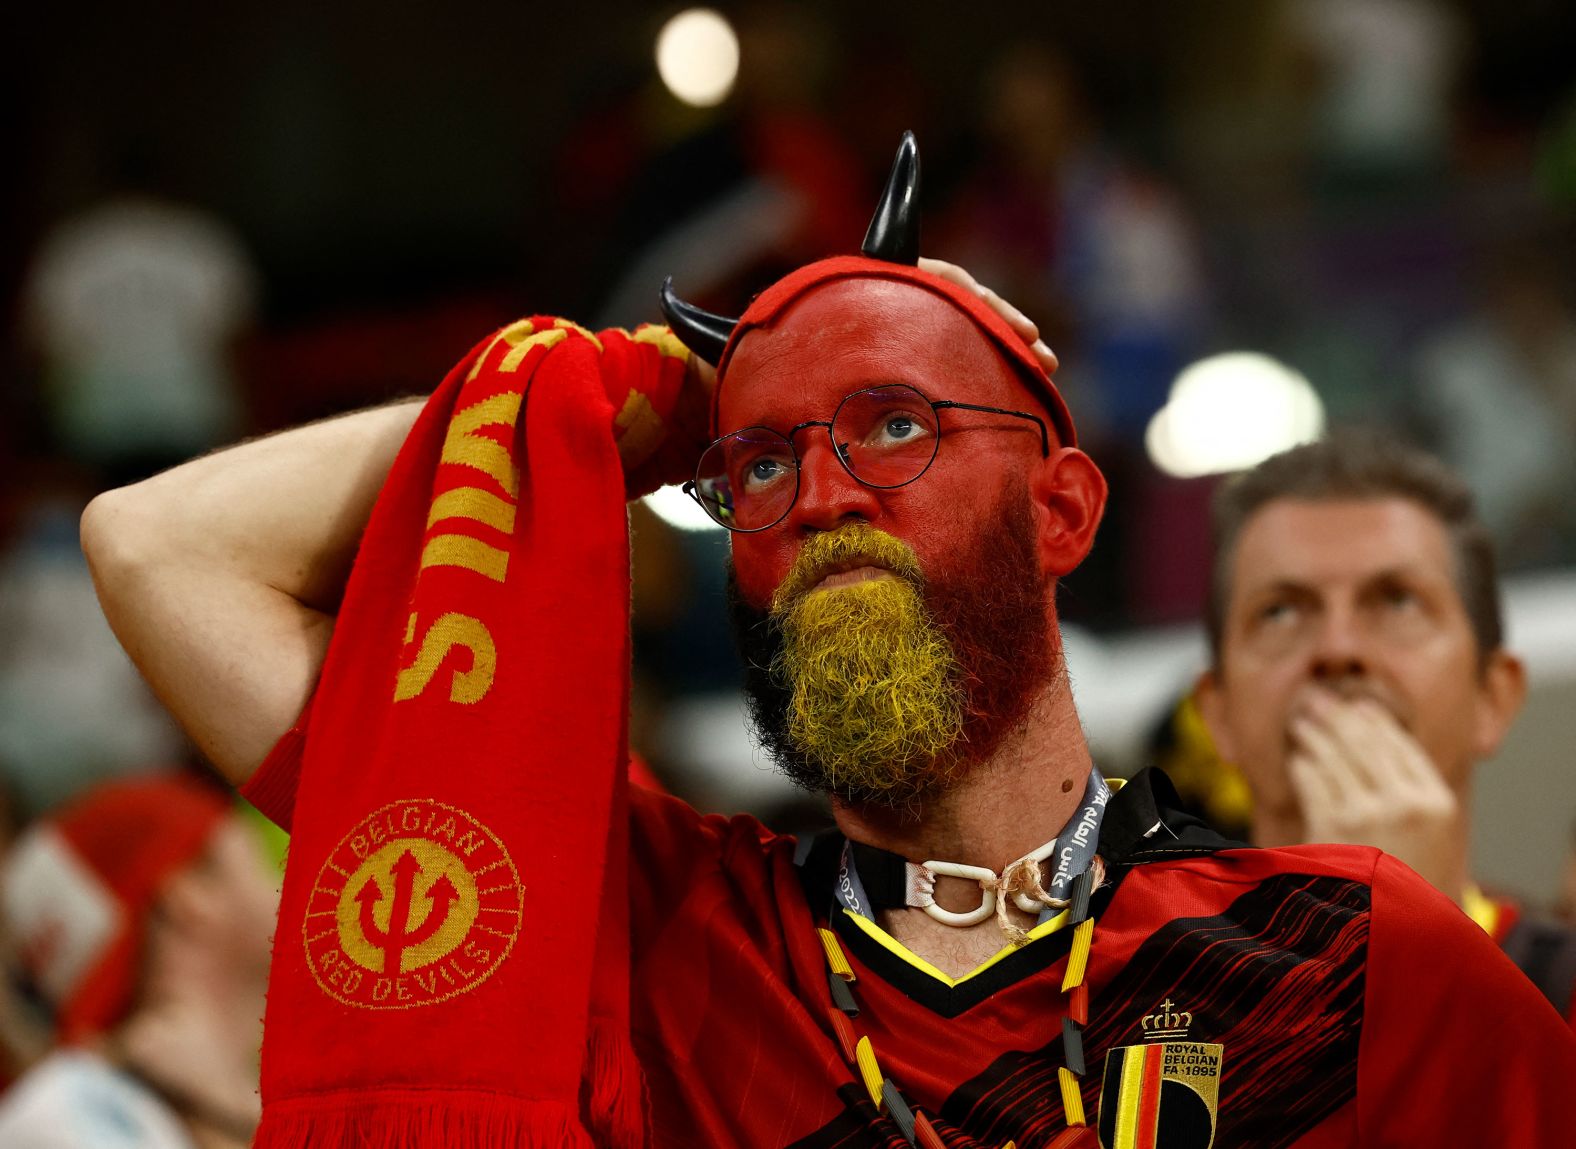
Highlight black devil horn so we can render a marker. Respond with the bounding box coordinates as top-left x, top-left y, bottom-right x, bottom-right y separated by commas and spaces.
659, 276, 740, 367
861, 131, 921, 265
